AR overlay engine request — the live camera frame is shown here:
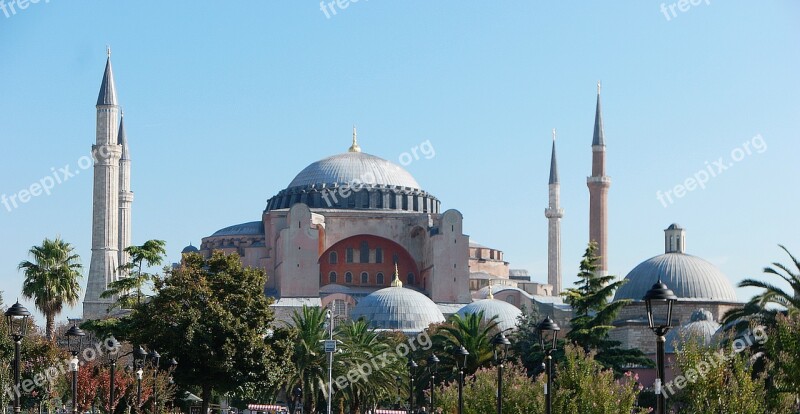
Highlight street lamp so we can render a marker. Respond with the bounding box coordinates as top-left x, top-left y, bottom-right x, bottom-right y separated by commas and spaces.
452, 346, 469, 414
406, 357, 417, 414
491, 332, 511, 414
5, 301, 30, 414
292, 386, 302, 414
427, 354, 439, 413
643, 278, 677, 414
325, 309, 335, 414
65, 324, 85, 414
537, 316, 561, 414
133, 345, 148, 411
149, 349, 161, 413
106, 337, 121, 414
